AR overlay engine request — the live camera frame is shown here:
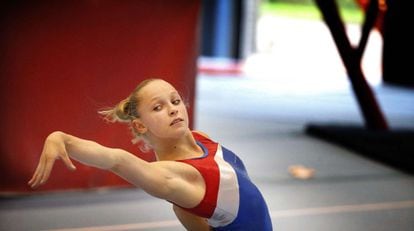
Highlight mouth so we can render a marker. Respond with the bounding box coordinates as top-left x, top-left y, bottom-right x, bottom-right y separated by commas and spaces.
170, 118, 184, 126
